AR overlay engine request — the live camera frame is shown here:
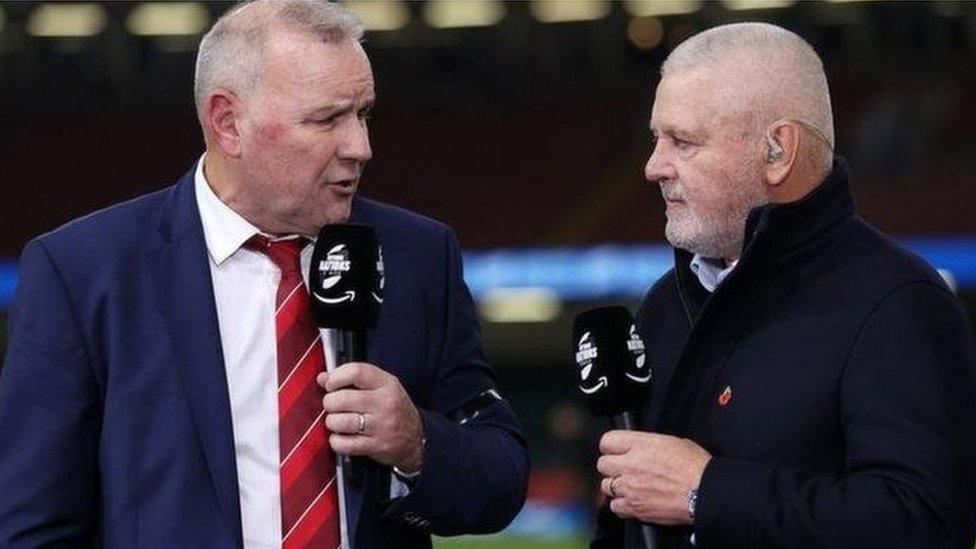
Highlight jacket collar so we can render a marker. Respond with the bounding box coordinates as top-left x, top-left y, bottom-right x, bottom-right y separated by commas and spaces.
674, 156, 856, 294
739, 155, 855, 266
